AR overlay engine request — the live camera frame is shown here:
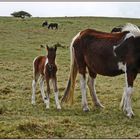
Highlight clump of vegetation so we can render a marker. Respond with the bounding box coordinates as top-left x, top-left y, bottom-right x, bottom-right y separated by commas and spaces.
11, 11, 32, 19
18, 121, 42, 133
53, 42, 66, 48
0, 86, 12, 95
